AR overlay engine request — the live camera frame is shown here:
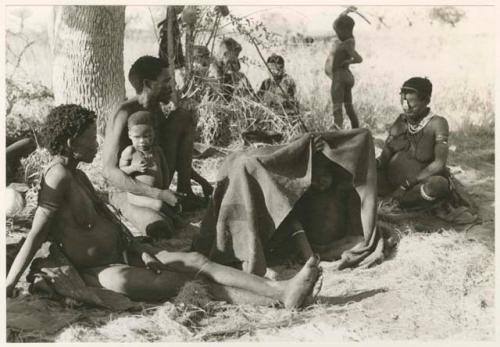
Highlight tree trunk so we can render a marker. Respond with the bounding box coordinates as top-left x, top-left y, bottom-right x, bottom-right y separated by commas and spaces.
52, 6, 125, 136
